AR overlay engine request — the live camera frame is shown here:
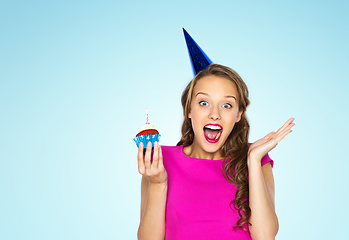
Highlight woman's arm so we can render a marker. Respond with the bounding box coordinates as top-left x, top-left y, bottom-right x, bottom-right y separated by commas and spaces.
137, 142, 168, 240
248, 159, 278, 240
138, 181, 168, 240
247, 118, 295, 240
140, 176, 149, 221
